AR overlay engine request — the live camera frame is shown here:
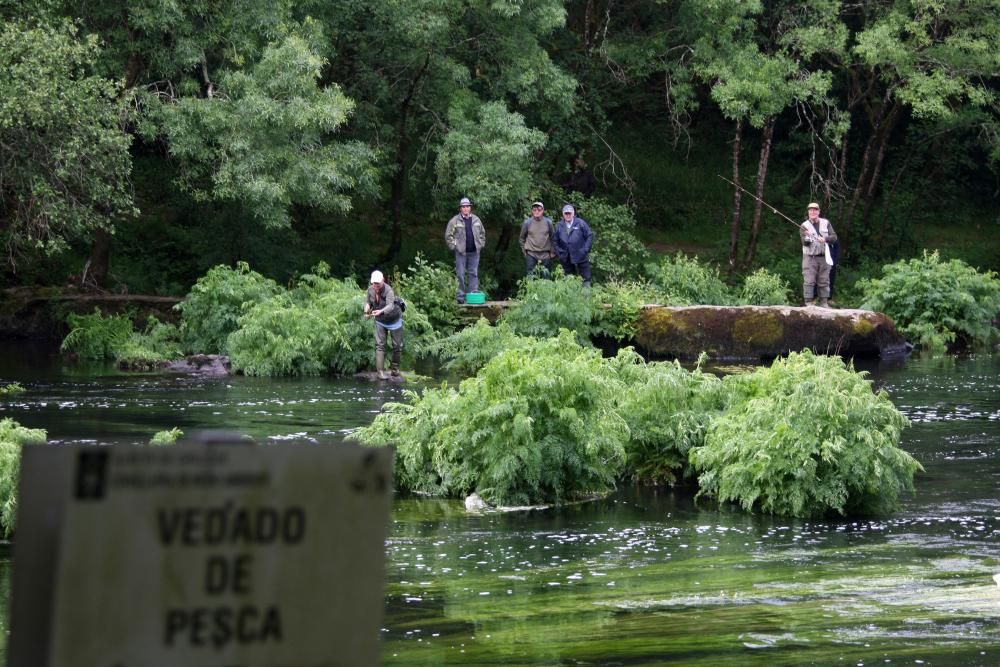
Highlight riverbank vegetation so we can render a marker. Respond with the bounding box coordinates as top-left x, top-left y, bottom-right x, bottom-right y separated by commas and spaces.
0, 418, 46, 537
354, 345, 920, 518
859, 251, 1000, 353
